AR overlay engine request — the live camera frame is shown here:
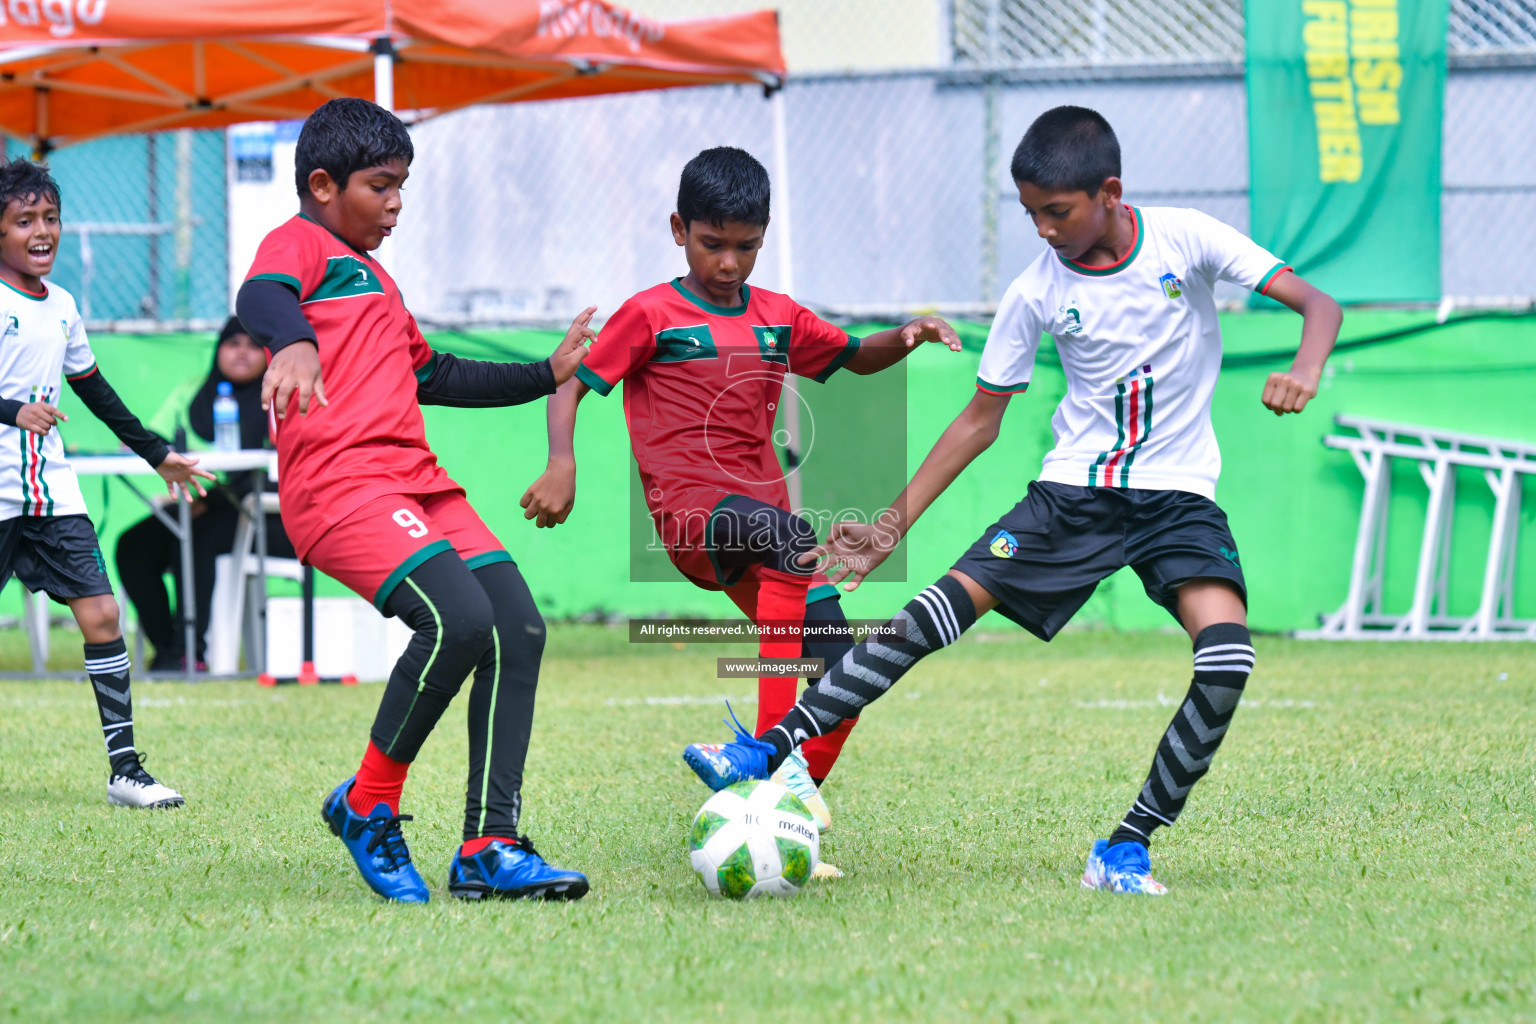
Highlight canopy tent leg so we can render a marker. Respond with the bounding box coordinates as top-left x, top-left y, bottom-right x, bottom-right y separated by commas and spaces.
771, 86, 803, 515
31, 86, 49, 159
372, 37, 396, 270
373, 38, 395, 112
